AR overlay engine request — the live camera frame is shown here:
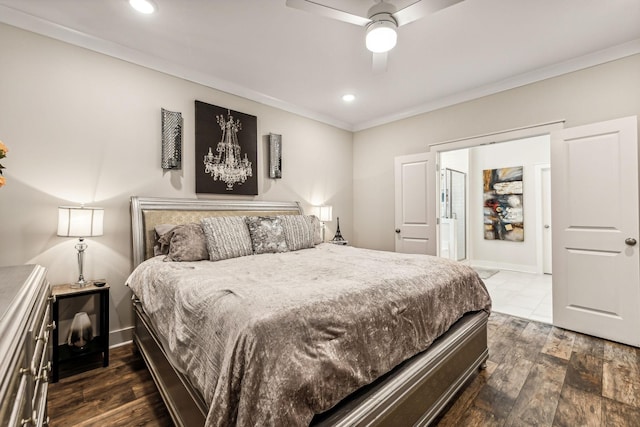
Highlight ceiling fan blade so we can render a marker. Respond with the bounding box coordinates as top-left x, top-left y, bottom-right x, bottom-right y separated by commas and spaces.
393, 0, 464, 27
285, 0, 371, 27
372, 52, 388, 74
